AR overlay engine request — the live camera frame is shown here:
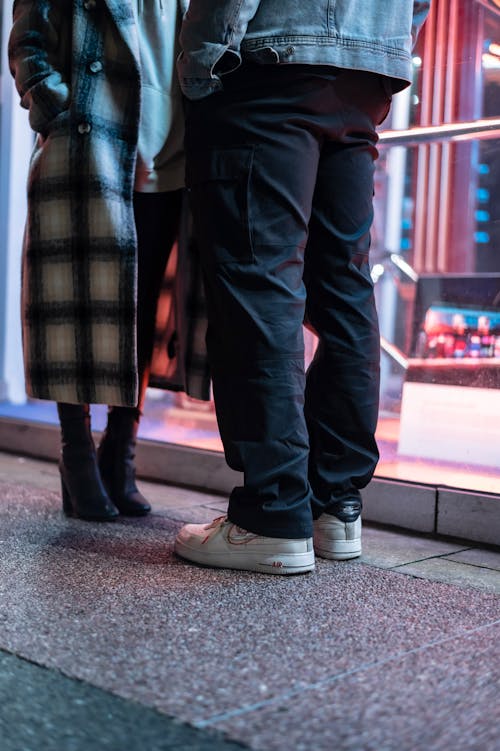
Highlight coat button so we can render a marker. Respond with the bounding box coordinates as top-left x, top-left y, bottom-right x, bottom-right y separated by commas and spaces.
78, 122, 92, 135
84, 0, 96, 9
89, 60, 102, 73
